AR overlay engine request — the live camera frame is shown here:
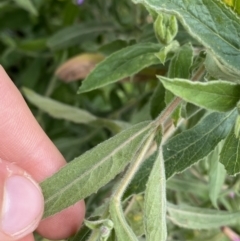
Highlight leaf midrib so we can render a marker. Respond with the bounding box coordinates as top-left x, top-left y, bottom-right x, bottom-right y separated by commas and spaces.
44, 123, 152, 204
